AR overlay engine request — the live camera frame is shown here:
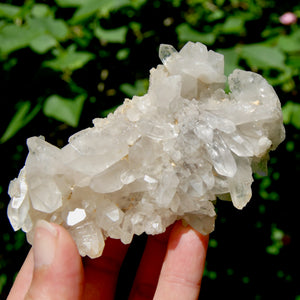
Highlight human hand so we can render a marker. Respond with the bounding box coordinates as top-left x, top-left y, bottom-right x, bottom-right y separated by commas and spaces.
8, 220, 208, 300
